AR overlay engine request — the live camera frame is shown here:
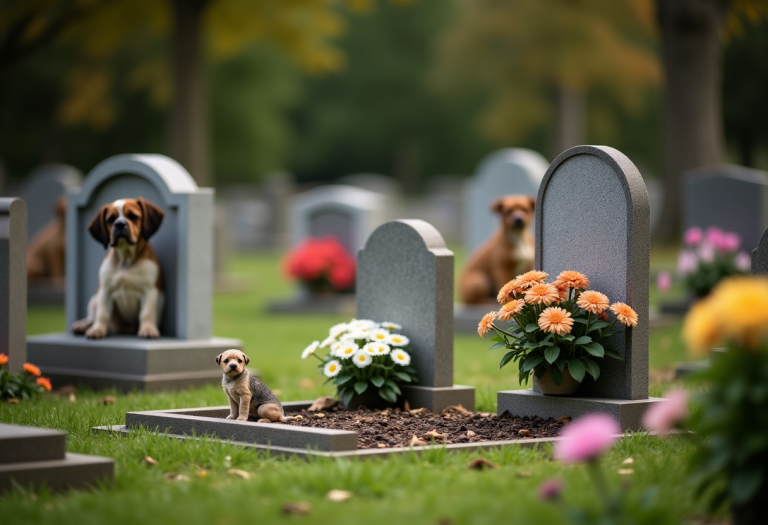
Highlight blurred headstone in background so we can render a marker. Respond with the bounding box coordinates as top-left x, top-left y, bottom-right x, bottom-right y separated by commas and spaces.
684, 165, 768, 251
20, 164, 82, 242
338, 173, 402, 197
752, 226, 768, 275
644, 177, 663, 233
464, 149, 548, 256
